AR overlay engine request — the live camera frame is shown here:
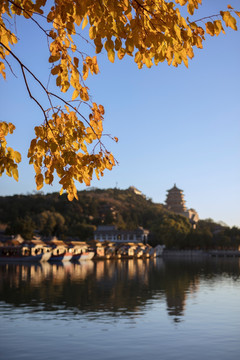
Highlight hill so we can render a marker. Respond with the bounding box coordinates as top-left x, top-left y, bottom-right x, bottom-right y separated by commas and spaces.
0, 188, 239, 250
